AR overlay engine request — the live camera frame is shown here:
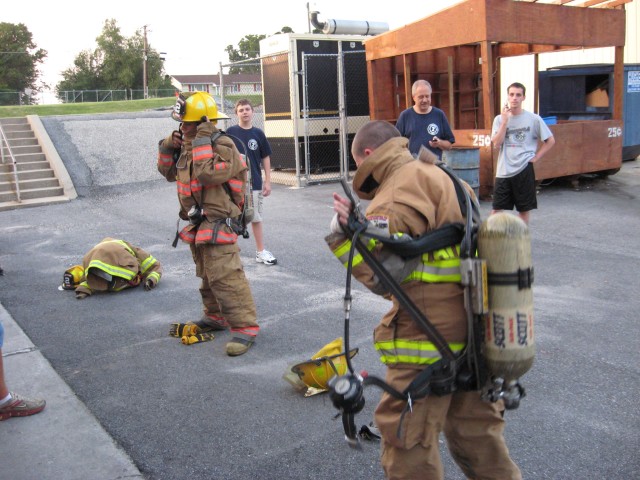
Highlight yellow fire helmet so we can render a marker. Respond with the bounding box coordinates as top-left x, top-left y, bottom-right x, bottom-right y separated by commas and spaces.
172, 91, 230, 123
291, 337, 358, 390
62, 265, 84, 290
